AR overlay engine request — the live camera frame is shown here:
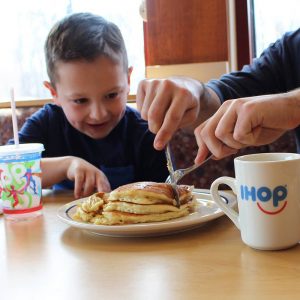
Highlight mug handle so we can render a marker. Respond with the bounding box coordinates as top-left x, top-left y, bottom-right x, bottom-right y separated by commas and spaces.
210, 176, 240, 230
